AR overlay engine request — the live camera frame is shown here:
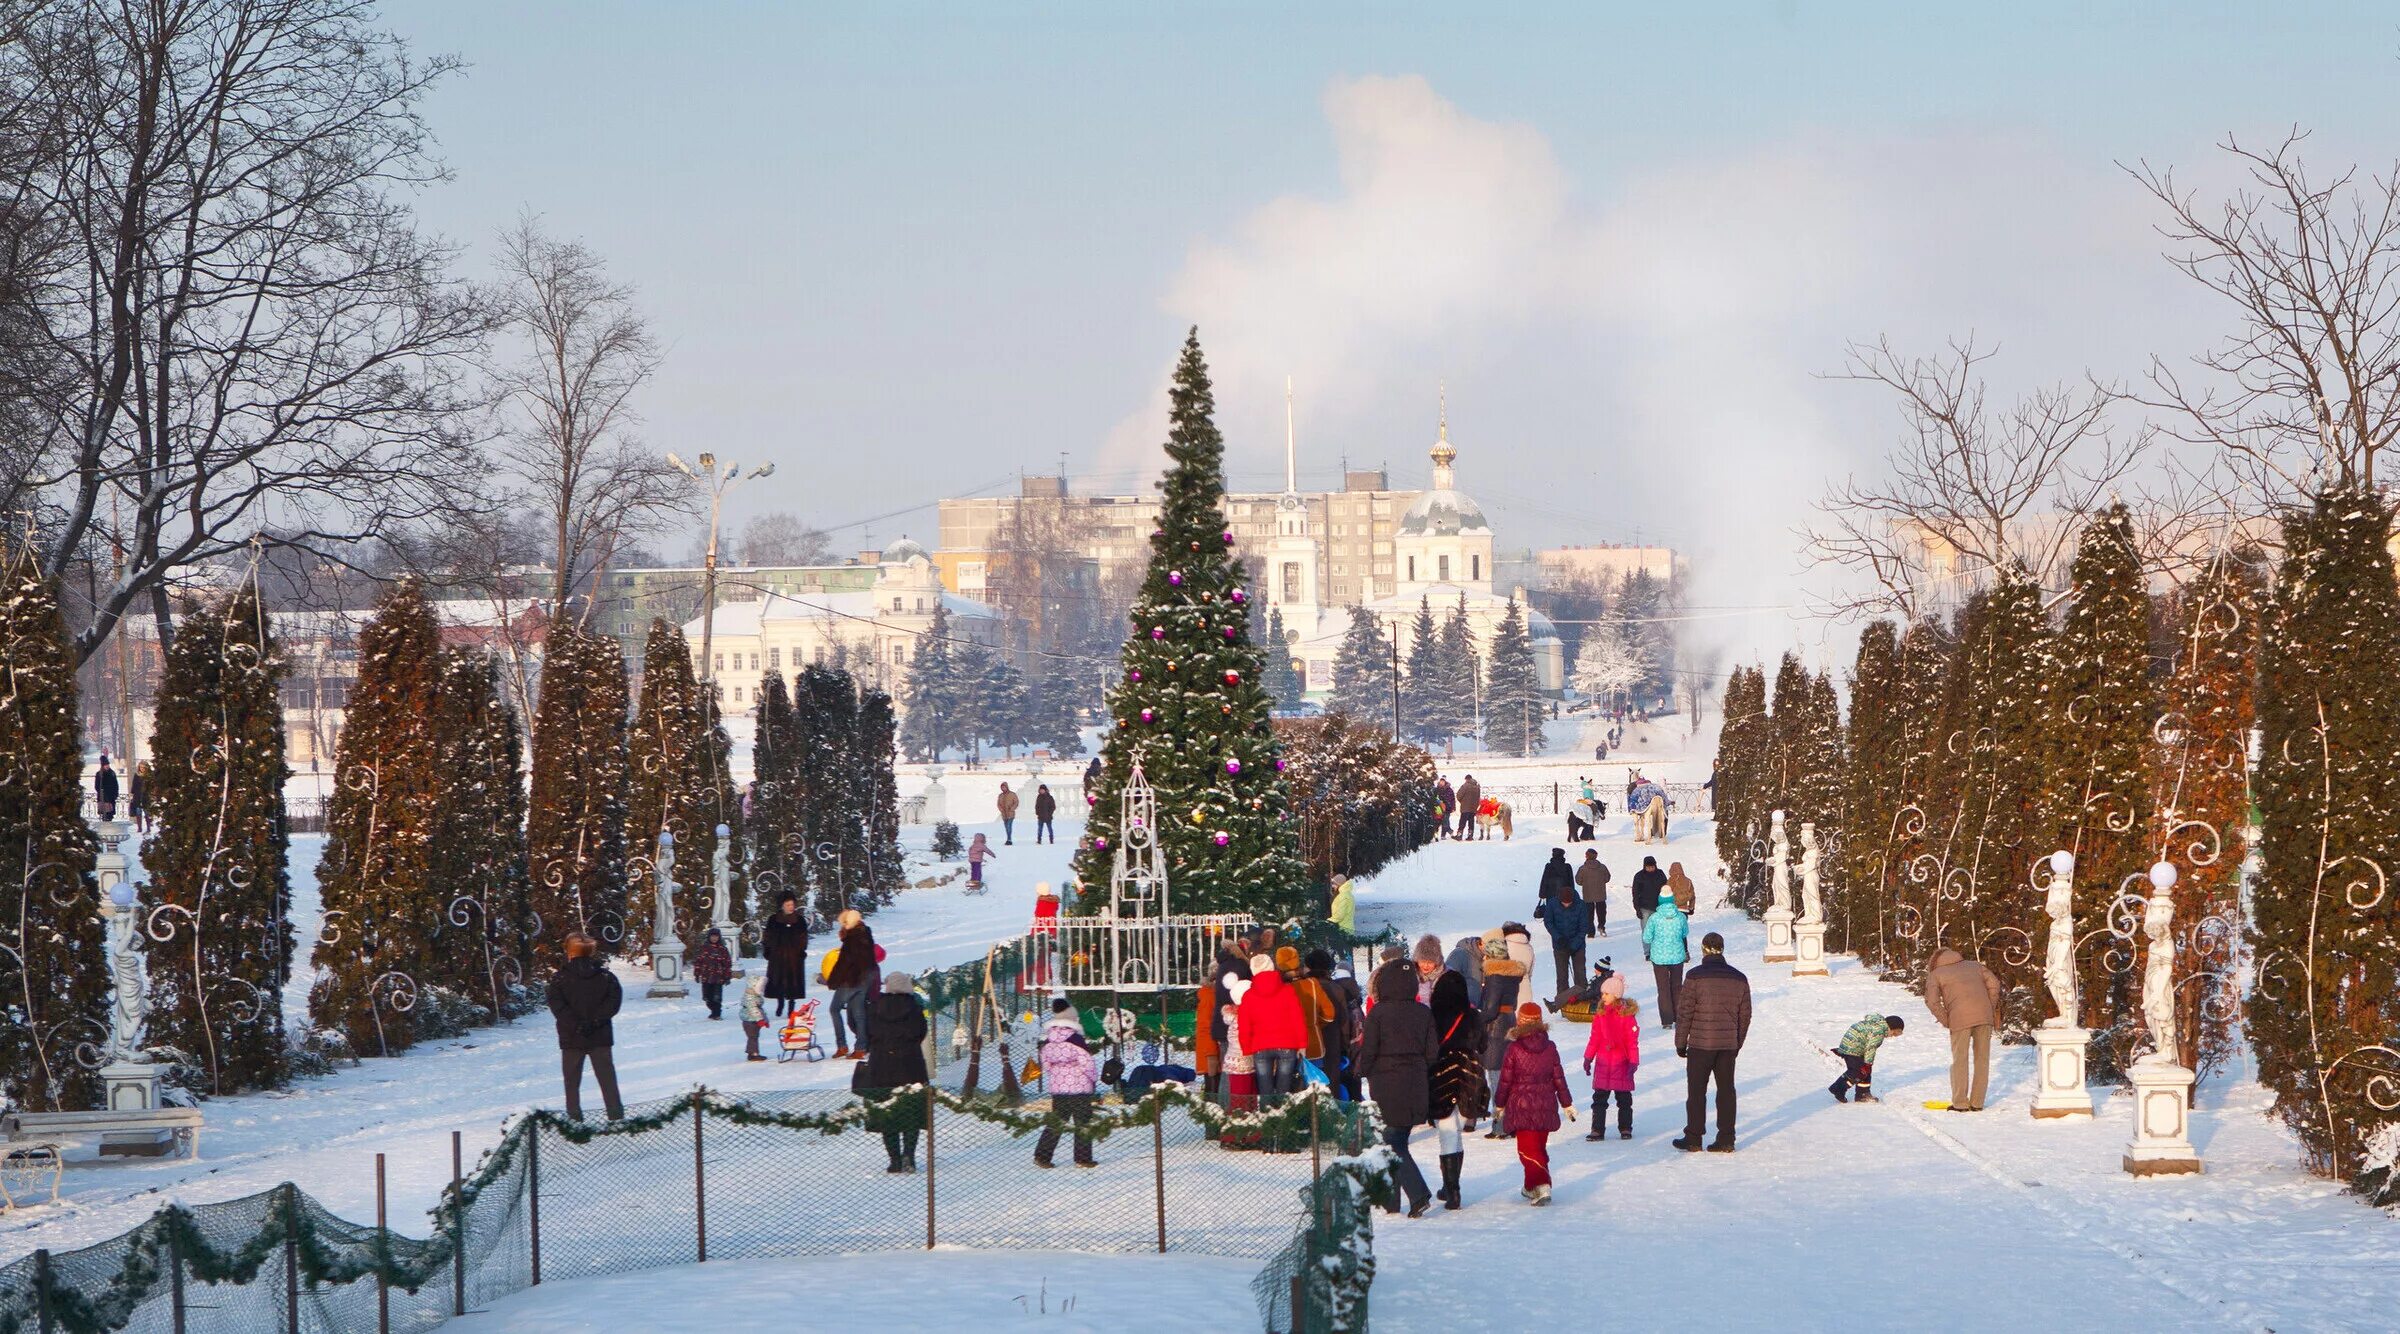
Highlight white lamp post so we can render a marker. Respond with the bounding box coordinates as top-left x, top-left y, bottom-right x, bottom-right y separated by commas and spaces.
2124, 859, 2200, 1174
2031, 850, 2093, 1119
647, 829, 690, 999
